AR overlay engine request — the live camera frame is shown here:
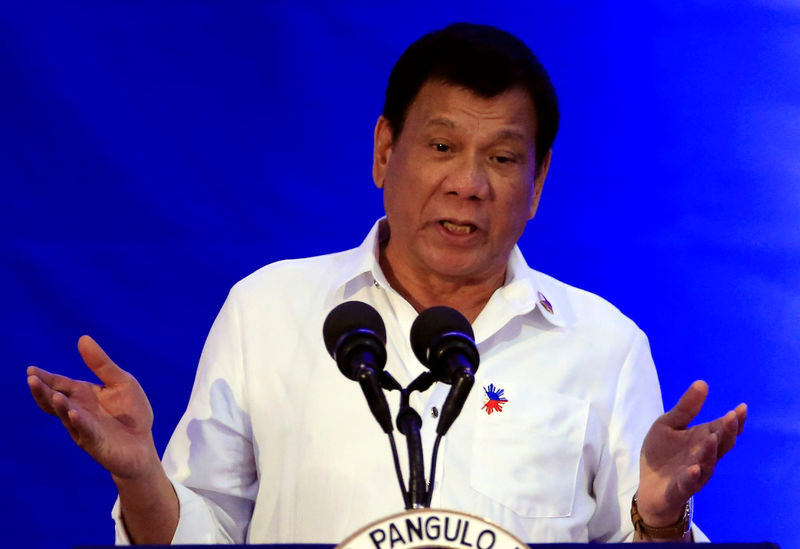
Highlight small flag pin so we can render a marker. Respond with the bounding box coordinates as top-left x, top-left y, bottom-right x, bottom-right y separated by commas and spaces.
538, 291, 554, 314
